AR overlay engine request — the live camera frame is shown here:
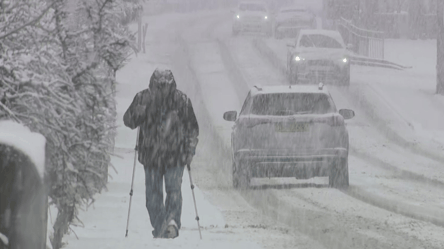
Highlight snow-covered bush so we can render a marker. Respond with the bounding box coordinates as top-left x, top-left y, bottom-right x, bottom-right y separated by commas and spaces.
0, 0, 137, 248
118, 0, 144, 25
